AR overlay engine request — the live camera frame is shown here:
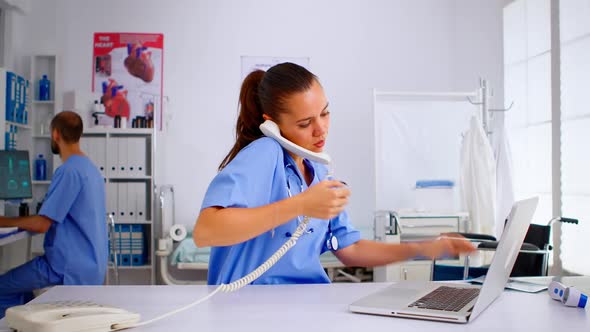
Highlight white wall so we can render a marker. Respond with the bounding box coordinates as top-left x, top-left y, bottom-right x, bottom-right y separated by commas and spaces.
12, 0, 505, 236
452, 0, 506, 105
2, 0, 56, 92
